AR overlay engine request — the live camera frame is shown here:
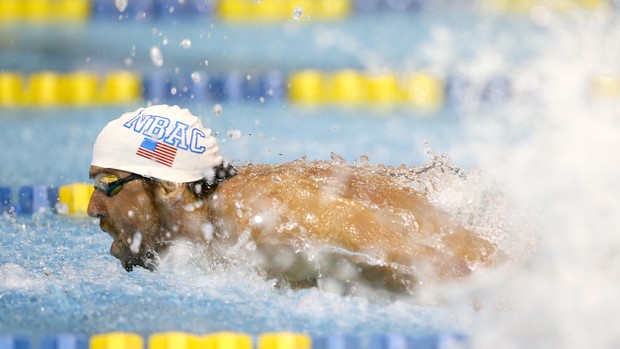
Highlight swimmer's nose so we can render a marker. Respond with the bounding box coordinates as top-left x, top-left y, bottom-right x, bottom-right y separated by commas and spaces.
87, 189, 107, 218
